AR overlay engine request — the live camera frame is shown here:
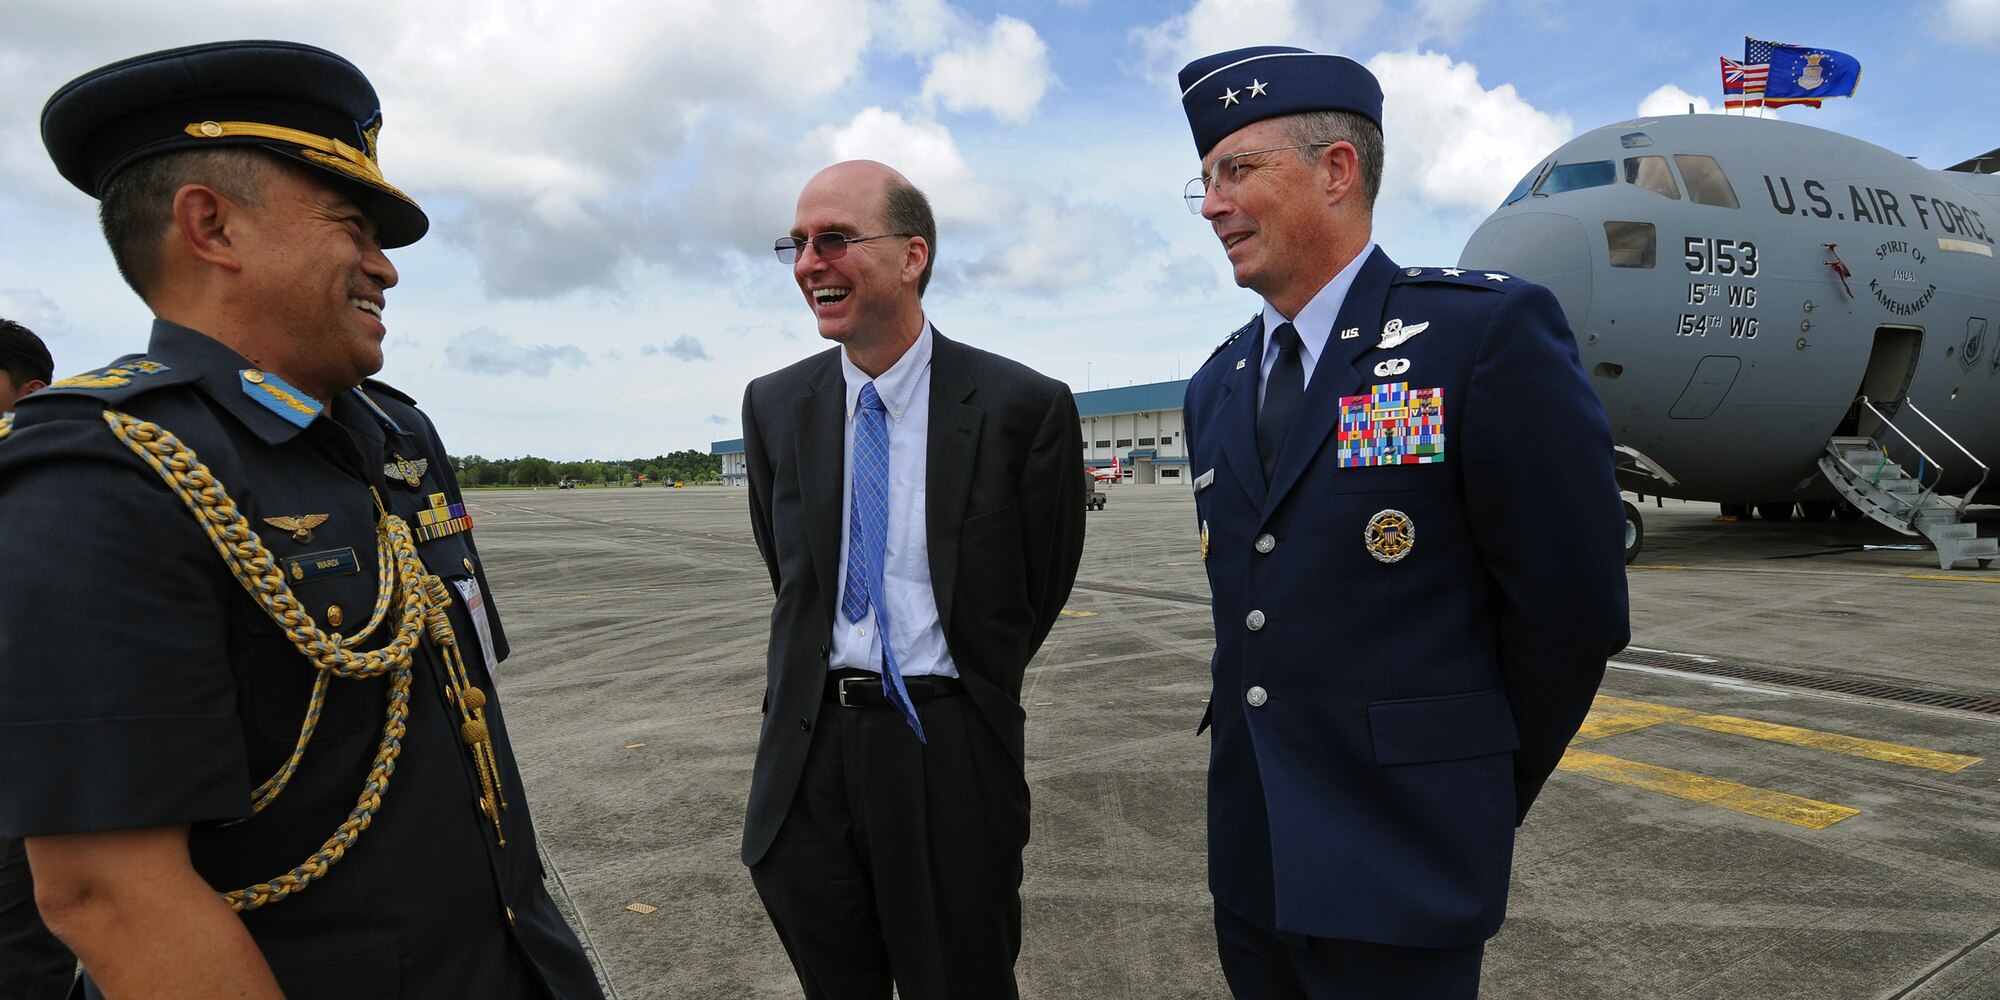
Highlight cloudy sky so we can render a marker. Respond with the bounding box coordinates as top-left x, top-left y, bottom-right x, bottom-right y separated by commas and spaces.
5, 0, 1999, 458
